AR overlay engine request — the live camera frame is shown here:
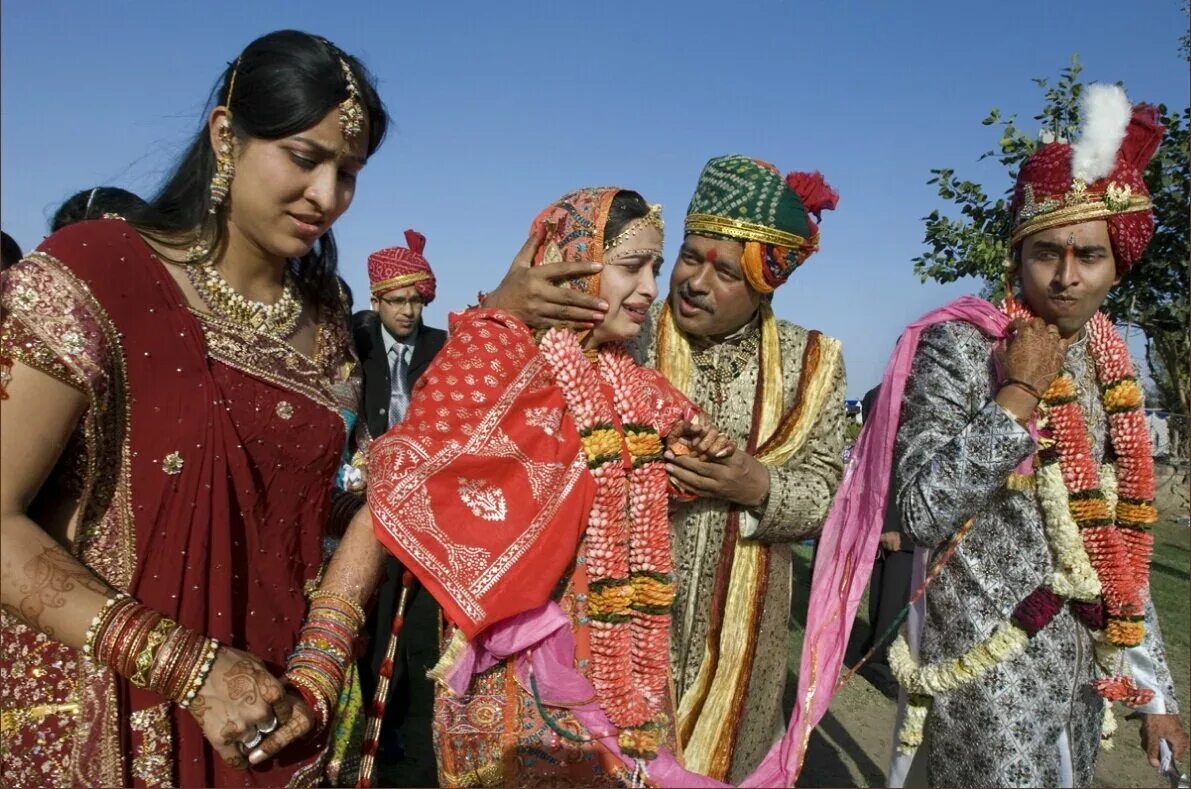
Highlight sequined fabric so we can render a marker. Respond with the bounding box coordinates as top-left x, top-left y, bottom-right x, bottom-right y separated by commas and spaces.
0, 220, 359, 787
633, 302, 846, 781
894, 320, 1179, 787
